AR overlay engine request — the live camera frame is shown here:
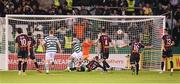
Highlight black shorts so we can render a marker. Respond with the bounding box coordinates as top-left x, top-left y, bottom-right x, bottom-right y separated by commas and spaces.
18, 50, 28, 59
100, 52, 109, 59
162, 50, 173, 58
29, 49, 36, 60
130, 53, 140, 64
